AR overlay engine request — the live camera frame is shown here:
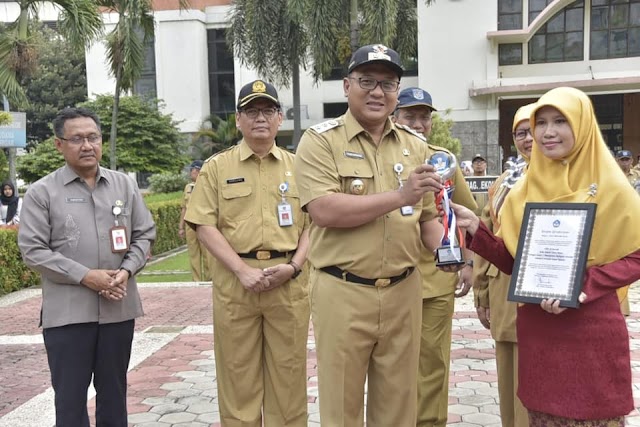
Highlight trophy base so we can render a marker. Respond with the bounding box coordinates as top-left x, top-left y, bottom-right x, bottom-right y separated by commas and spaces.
435, 246, 465, 267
